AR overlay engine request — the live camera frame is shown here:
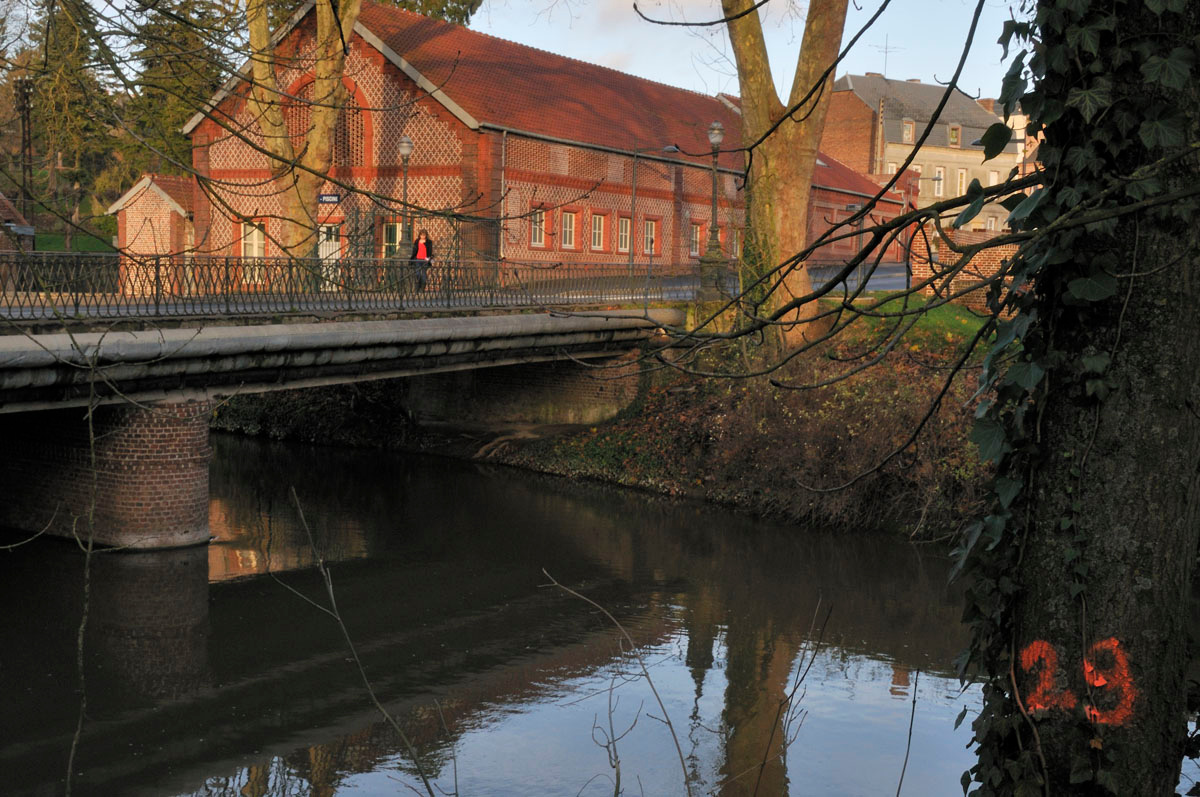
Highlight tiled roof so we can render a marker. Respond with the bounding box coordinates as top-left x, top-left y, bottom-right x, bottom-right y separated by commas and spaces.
149, 174, 195, 212
834, 74, 1018, 153
0, 191, 28, 226
359, 2, 743, 169
836, 74, 1002, 127
814, 151, 905, 204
